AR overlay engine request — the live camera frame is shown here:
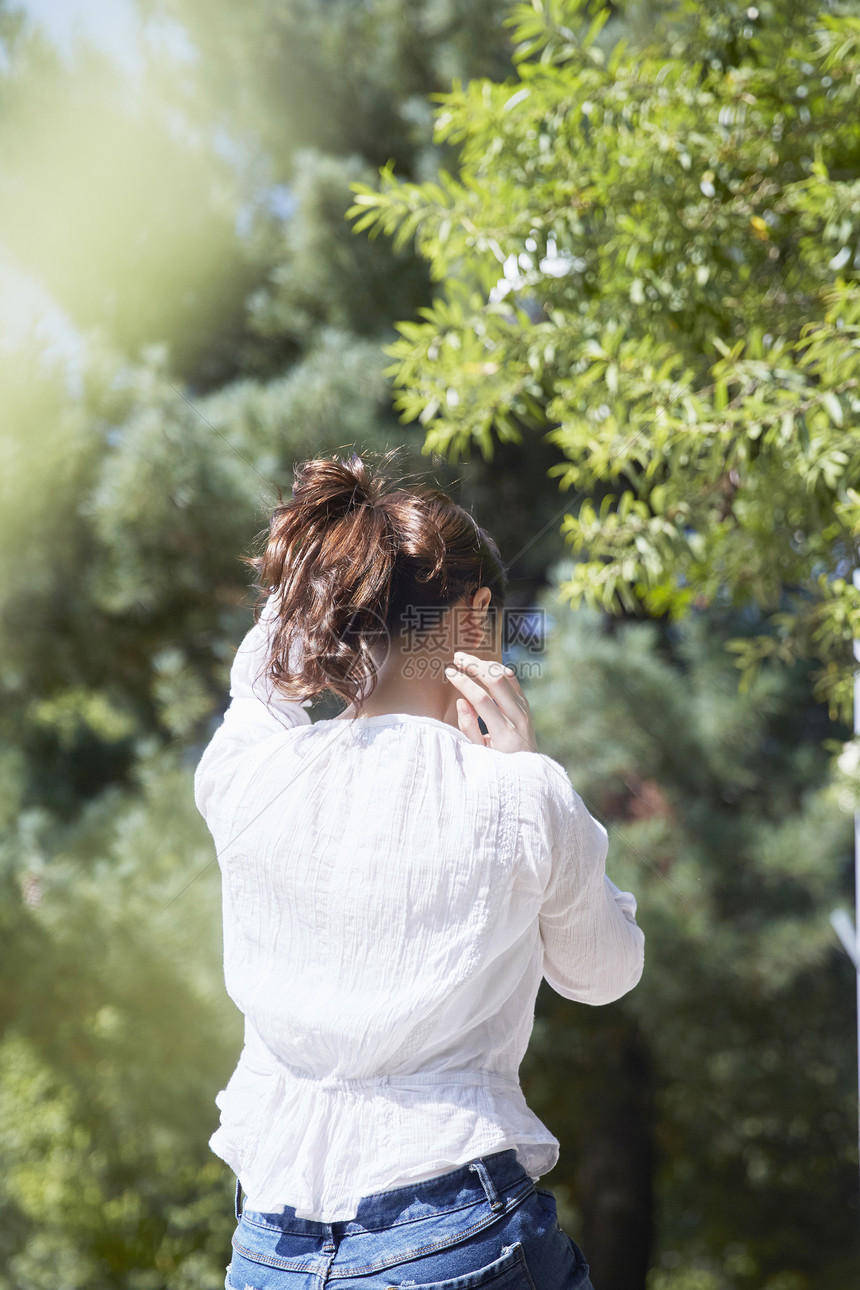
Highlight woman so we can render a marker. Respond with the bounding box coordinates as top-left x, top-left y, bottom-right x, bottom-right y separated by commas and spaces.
194, 451, 645, 1290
